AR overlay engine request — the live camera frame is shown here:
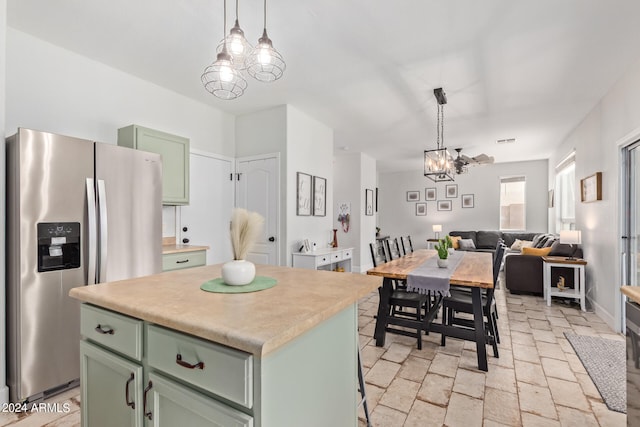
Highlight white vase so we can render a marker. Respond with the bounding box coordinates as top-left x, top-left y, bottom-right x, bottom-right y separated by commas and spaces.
437, 258, 449, 268
221, 260, 256, 286
448, 248, 455, 255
